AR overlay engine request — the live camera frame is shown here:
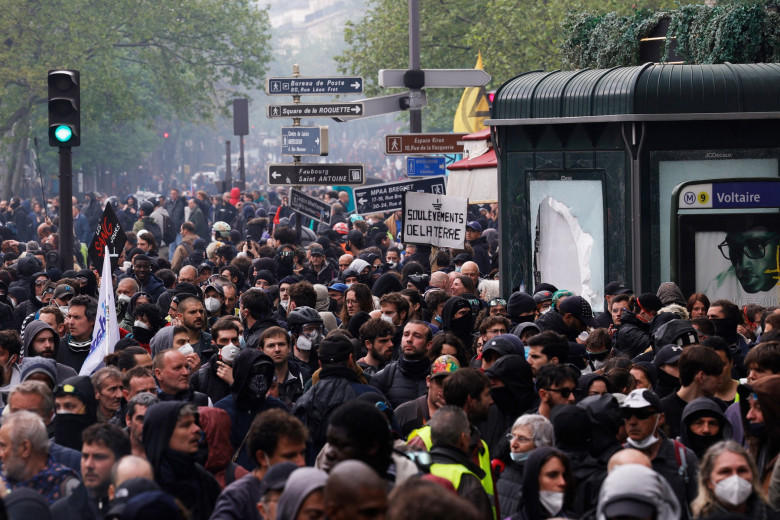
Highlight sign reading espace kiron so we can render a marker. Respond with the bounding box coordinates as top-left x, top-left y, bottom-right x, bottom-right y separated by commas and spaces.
402, 192, 468, 249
